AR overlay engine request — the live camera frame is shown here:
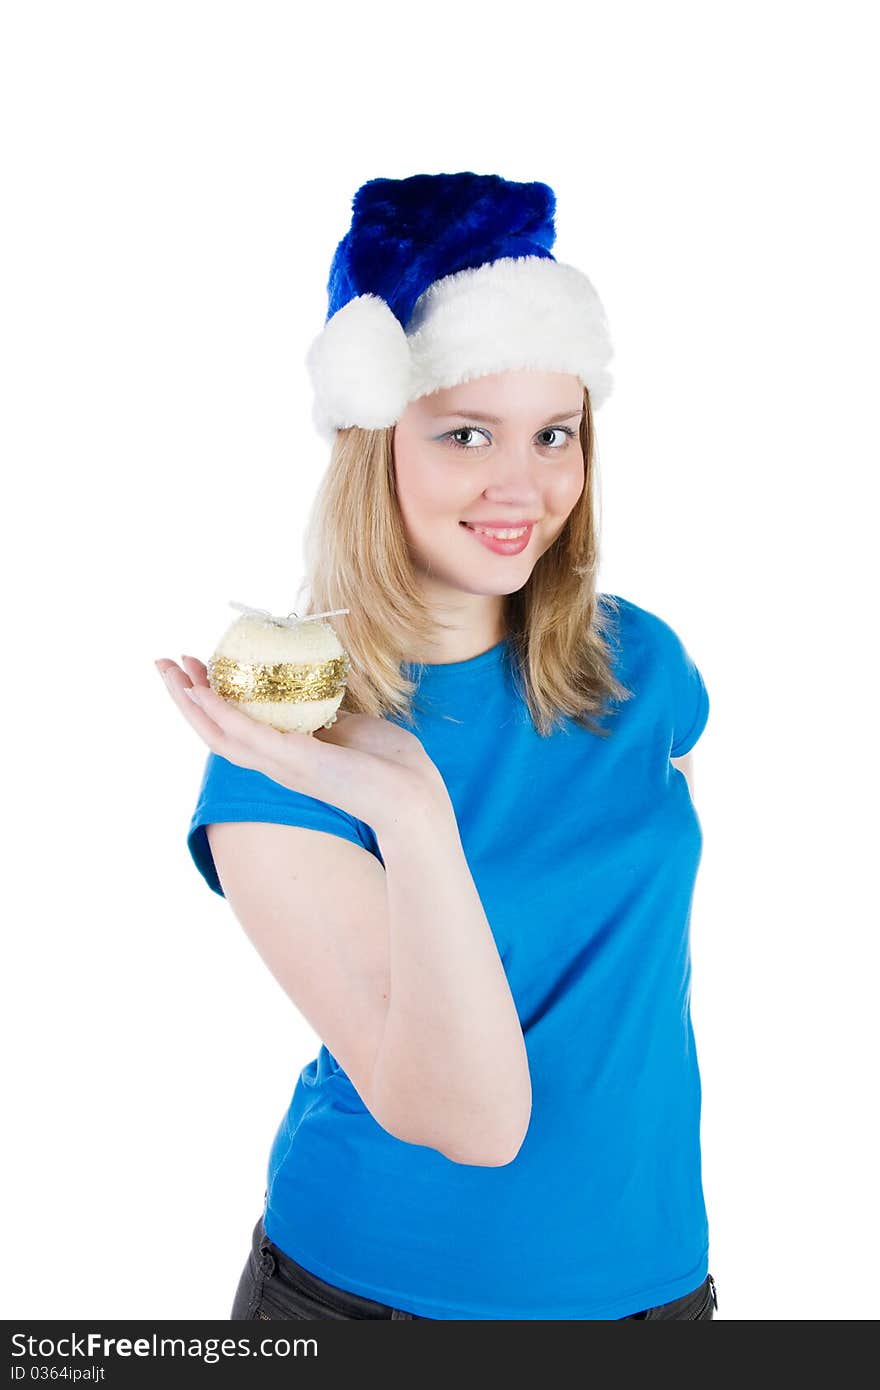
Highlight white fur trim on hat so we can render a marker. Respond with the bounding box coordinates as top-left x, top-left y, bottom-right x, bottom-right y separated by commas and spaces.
305, 256, 613, 437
